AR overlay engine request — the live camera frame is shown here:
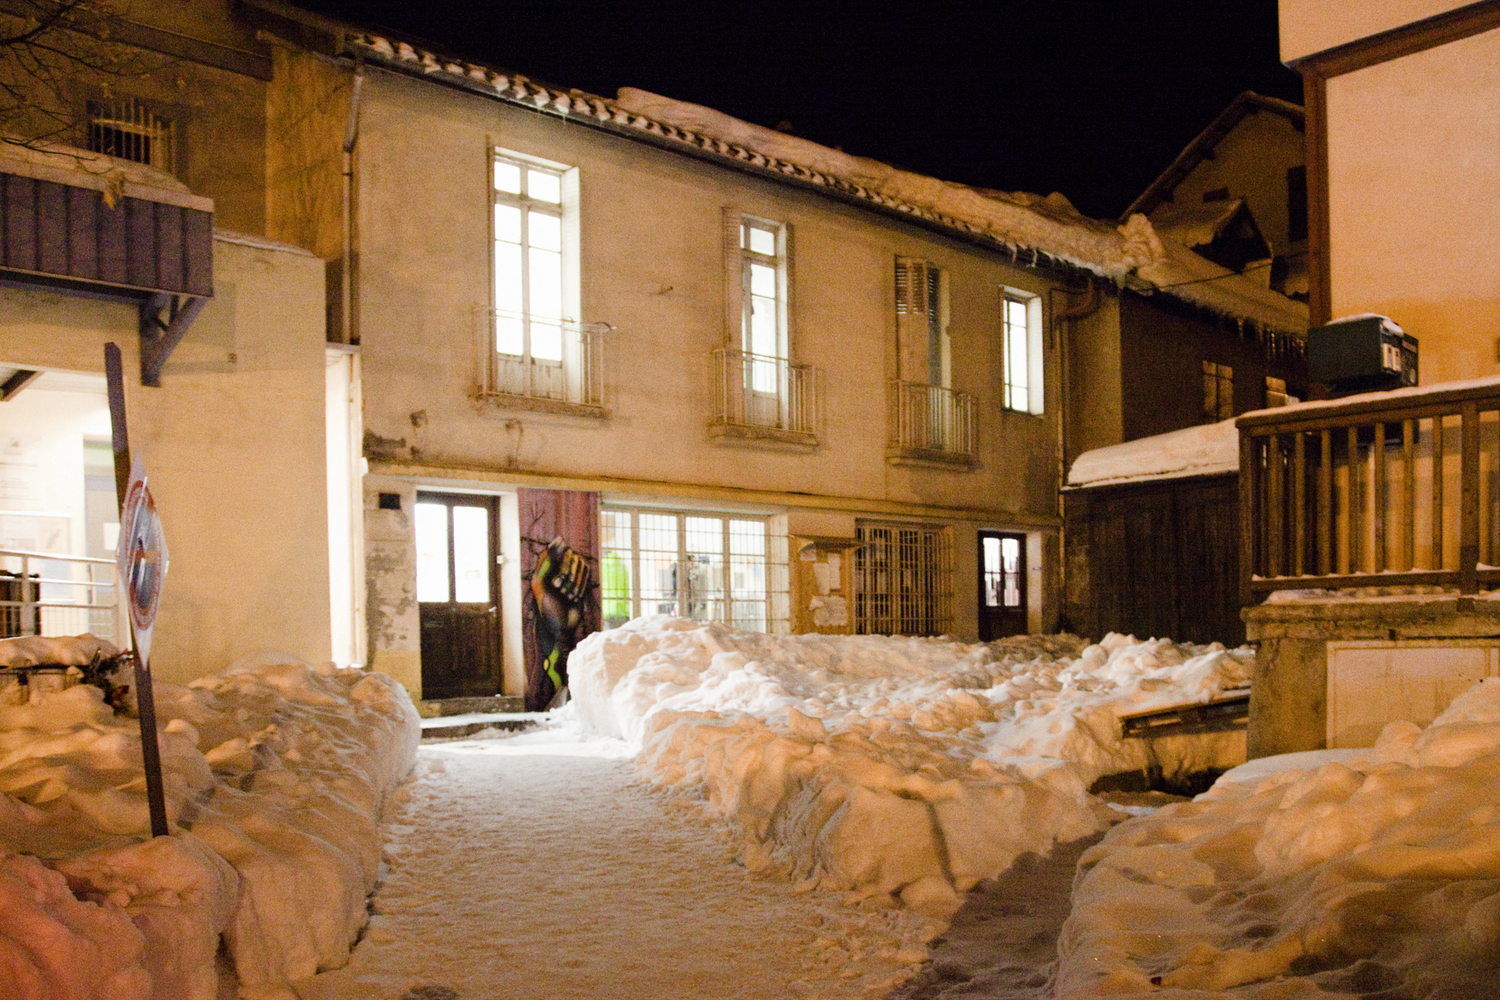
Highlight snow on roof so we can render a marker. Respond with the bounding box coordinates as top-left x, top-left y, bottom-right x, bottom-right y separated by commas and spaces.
1066, 418, 1241, 489
0, 136, 213, 213
342, 34, 1307, 337
213, 228, 317, 255
1151, 197, 1254, 249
